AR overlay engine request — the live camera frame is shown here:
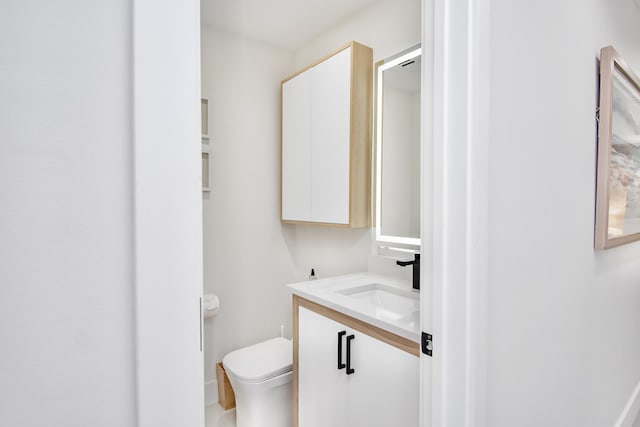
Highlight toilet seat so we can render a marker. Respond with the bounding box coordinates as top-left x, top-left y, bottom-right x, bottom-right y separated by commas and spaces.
223, 337, 292, 383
